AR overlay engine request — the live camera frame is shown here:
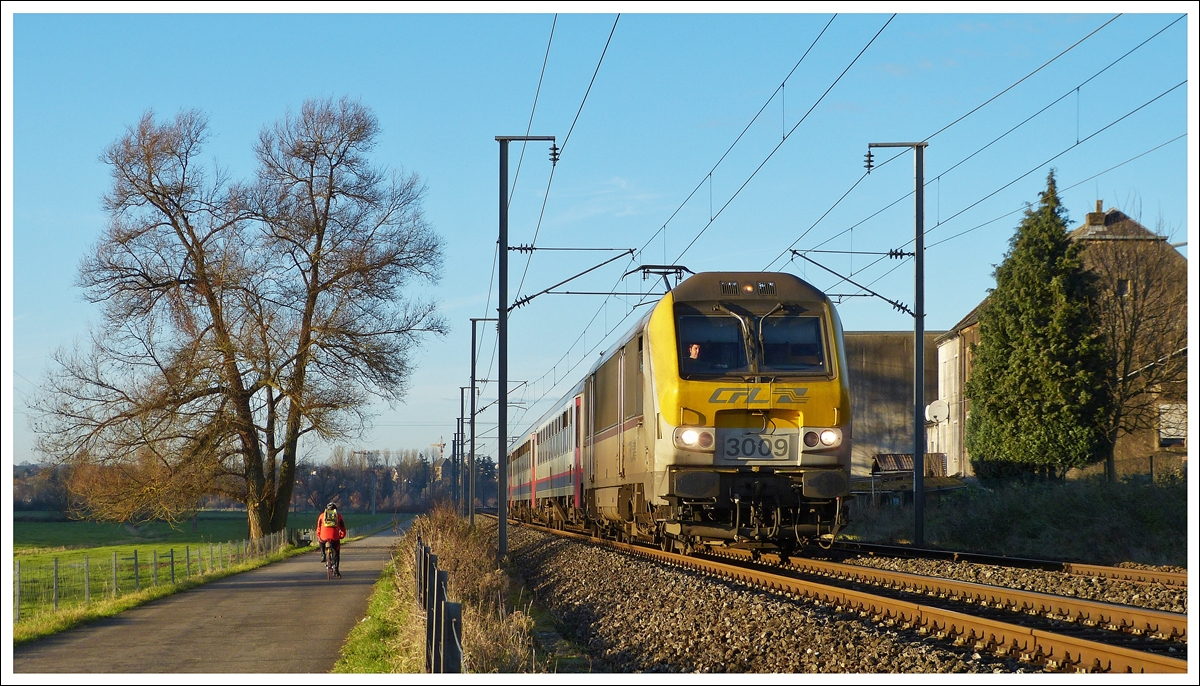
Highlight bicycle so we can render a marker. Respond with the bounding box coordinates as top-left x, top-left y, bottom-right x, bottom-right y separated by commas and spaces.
324, 541, 341, 580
